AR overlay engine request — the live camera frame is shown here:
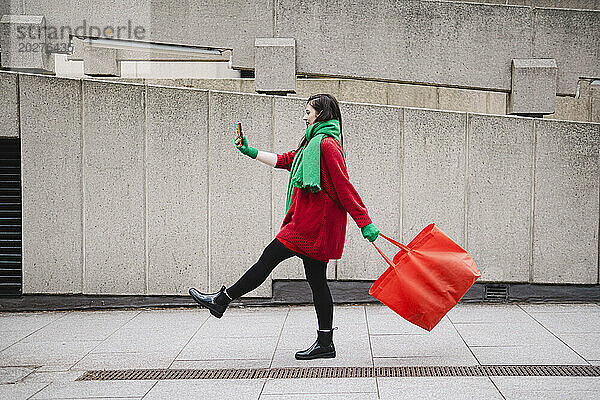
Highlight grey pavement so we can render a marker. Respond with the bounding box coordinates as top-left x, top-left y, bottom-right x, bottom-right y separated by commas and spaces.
0, 302, 599, 399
